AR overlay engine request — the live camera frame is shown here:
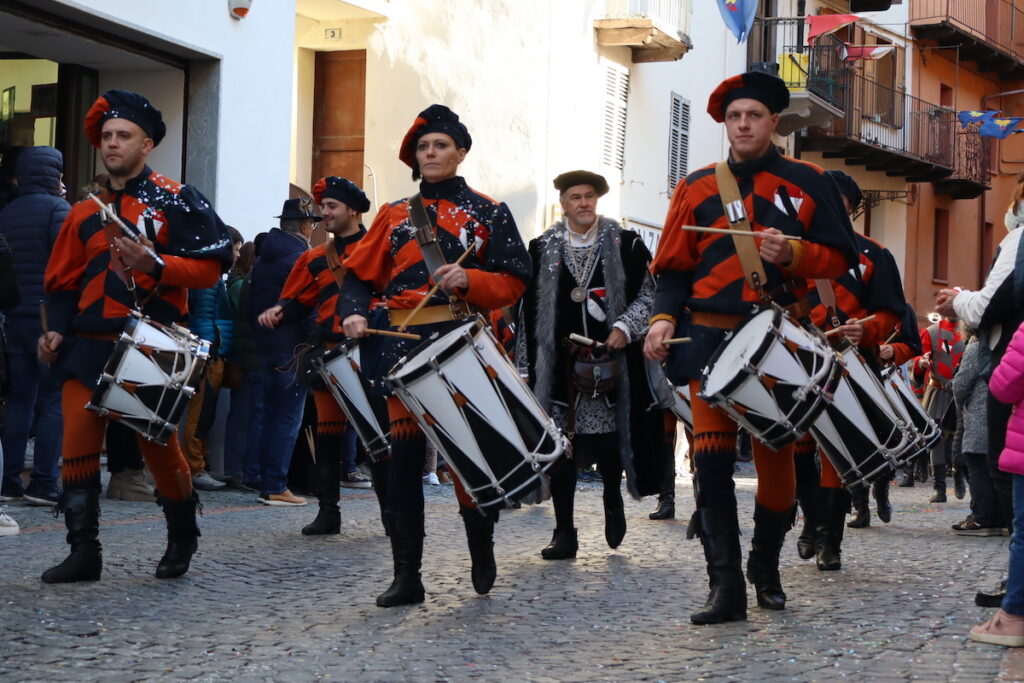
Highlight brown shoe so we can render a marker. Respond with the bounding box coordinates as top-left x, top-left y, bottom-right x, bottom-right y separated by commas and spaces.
258, 489, 307, 507
106, 469, 156, 502
970, 609, 1024, 647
